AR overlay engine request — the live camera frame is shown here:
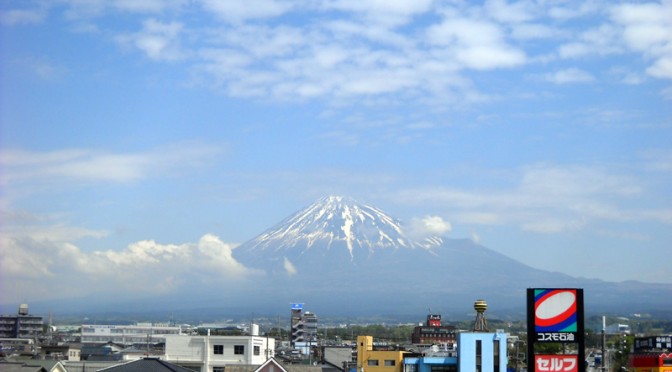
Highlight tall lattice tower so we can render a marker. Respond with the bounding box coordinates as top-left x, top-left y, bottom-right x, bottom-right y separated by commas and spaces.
473, 299, 489, 332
